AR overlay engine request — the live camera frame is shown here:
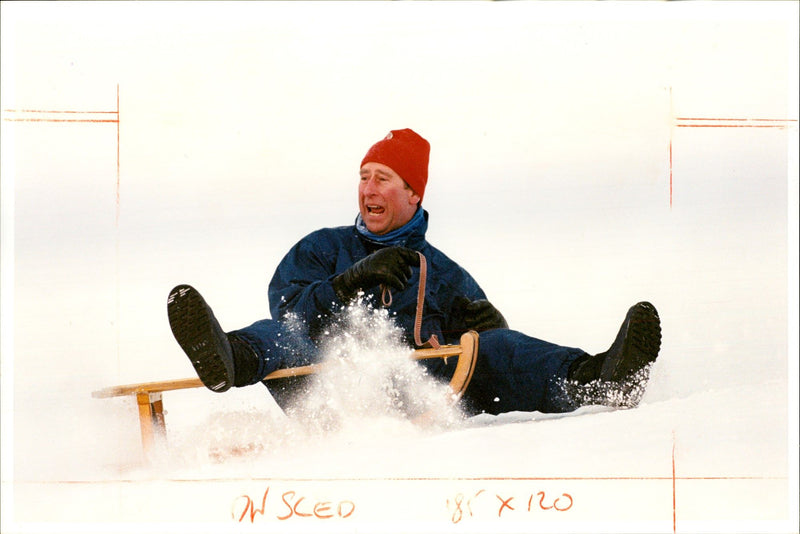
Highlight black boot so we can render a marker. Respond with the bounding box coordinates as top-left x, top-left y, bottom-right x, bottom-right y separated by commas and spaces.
566, 302, 661, 407
229, 334, 261, 387
167, 284, 260, 392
